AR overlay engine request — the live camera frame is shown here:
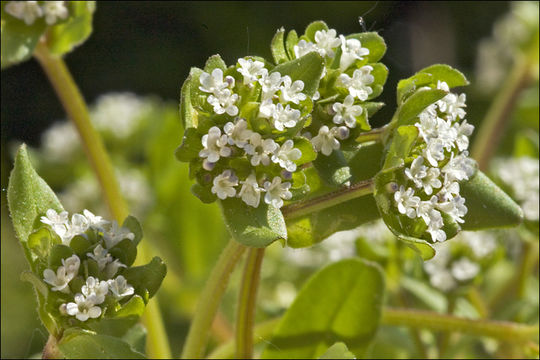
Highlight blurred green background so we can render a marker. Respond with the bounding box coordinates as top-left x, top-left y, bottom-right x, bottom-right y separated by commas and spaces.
2, 1, 529, 358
